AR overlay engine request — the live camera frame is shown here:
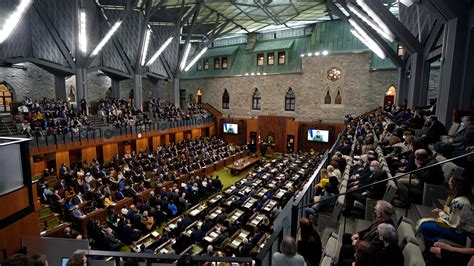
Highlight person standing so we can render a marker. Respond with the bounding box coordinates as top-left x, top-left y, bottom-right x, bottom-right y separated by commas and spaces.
272, 236, 306, 266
